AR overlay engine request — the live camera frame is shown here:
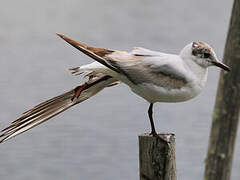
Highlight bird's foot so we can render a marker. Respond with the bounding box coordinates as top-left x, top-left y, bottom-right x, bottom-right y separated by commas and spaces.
71, 84, 87, 101
150, 131, 172, 143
